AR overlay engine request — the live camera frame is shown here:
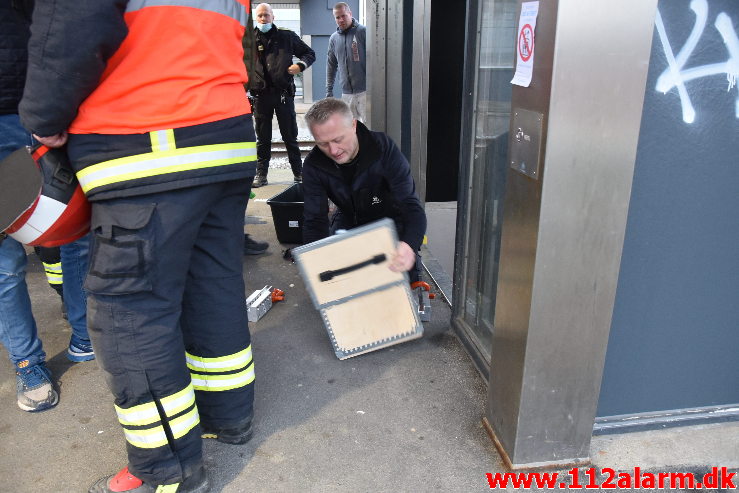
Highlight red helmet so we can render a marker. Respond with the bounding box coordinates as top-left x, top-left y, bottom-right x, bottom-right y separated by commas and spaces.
0, 145, 90, 247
